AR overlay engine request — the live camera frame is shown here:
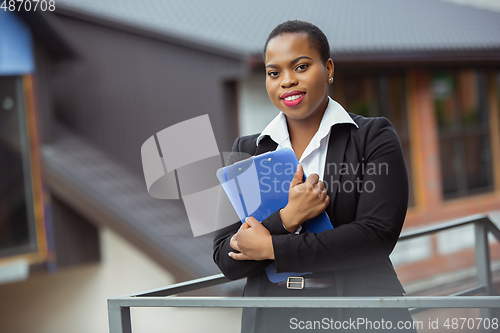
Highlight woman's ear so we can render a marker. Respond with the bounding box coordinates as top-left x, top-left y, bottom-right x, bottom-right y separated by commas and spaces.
326, 58, 334, 82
